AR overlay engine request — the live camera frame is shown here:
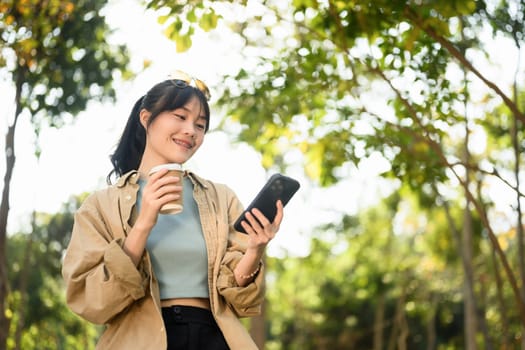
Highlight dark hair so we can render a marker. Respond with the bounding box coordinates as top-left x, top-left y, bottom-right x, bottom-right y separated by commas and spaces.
107, 80, 210, 183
